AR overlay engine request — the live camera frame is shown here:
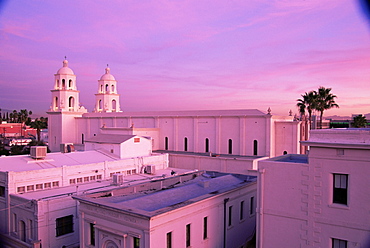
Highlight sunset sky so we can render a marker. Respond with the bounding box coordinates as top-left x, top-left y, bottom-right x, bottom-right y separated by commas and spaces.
0, 0, 369, 117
